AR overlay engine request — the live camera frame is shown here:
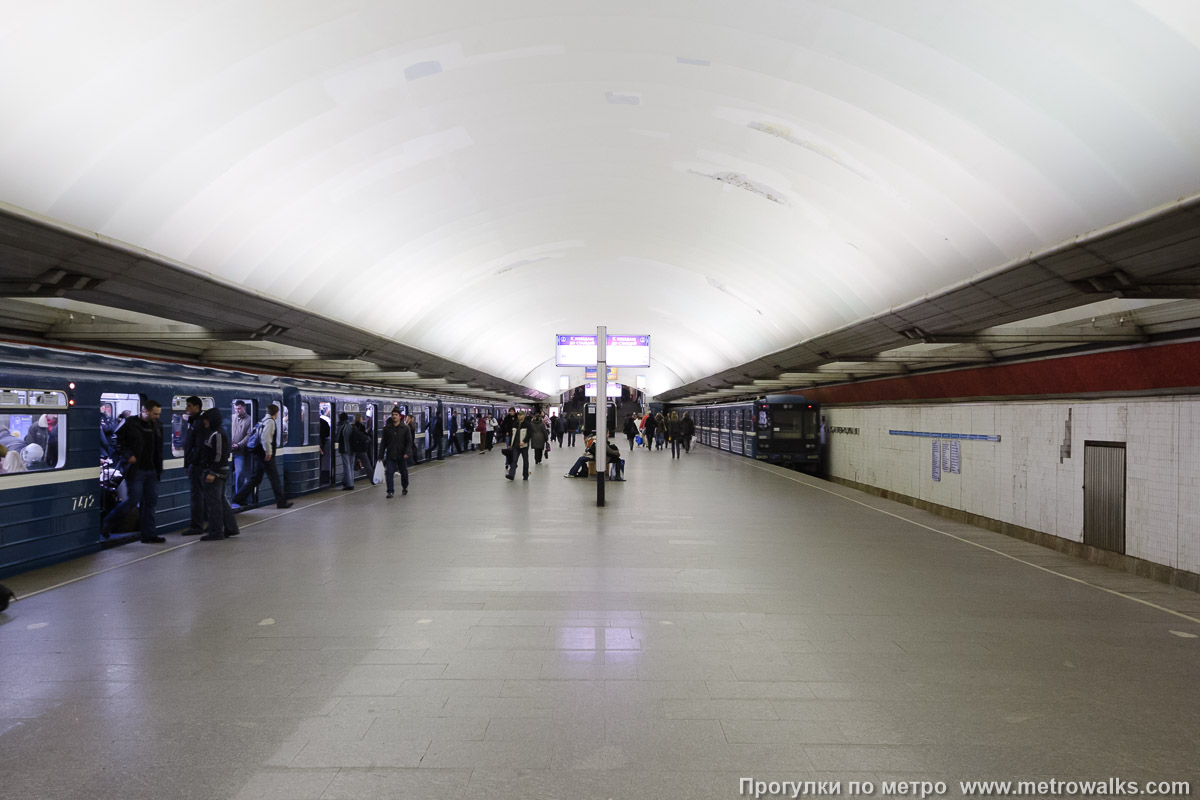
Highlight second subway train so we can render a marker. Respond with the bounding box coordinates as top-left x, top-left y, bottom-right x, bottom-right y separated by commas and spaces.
684, 394, 822, 470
